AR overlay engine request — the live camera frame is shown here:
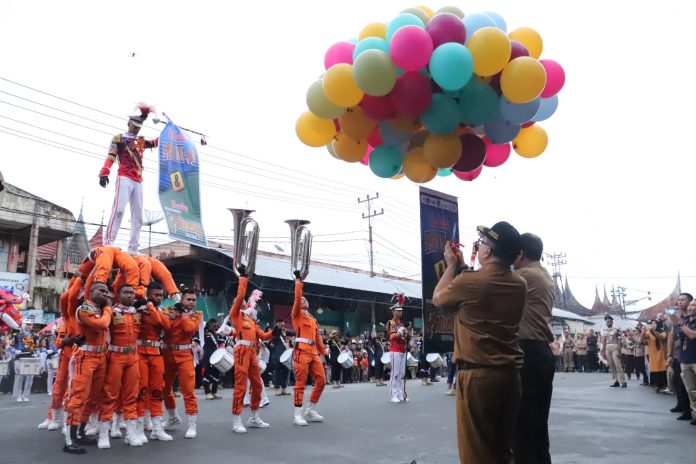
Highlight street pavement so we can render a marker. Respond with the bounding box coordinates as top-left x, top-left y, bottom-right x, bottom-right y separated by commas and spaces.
0, 373, 693, 464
